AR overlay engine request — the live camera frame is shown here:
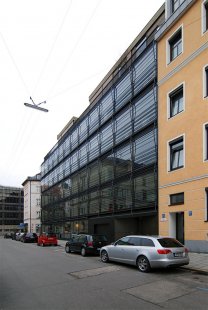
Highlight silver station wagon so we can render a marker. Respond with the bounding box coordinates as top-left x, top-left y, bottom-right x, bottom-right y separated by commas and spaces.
100, 235, 189, 272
